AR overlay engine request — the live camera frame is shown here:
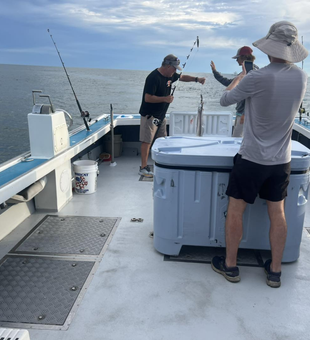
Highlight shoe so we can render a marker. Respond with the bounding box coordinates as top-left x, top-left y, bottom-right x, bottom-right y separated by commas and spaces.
139, 165, 153, 178
264, 259, 281, 288
211, 256, 240, 283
